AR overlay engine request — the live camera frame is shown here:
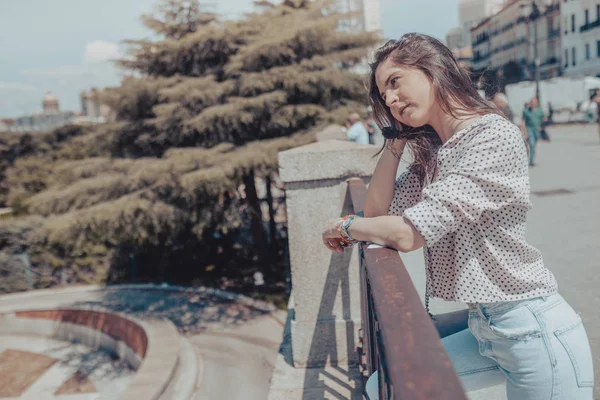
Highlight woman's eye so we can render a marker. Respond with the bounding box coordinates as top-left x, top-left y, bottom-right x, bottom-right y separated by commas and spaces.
391, 77, 400, 87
